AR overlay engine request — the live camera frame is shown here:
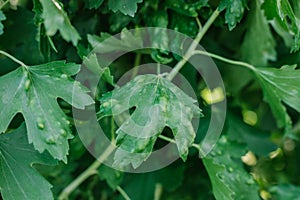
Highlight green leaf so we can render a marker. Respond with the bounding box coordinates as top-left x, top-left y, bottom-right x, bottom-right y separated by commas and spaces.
98, 165, 123, 190
0, 123, 57, 200
241, 0, 276, 66
85, 0, 104, 9
165, 0, 208, 17
0, 10, 6, 36
254, 65, 300, 137
99, 74, 201, 168
108, 0, 143, 17
203, 136, 260, 200
226, 114, 277, 156
88, 28, 143, 53
38, 0, 81, 45
219, 0, 247, 30
269, 184, 300, 200
143, 10, 172, 64
0, 61, 94, 161
83, 53, 115, 86
262, 0, 300, 52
